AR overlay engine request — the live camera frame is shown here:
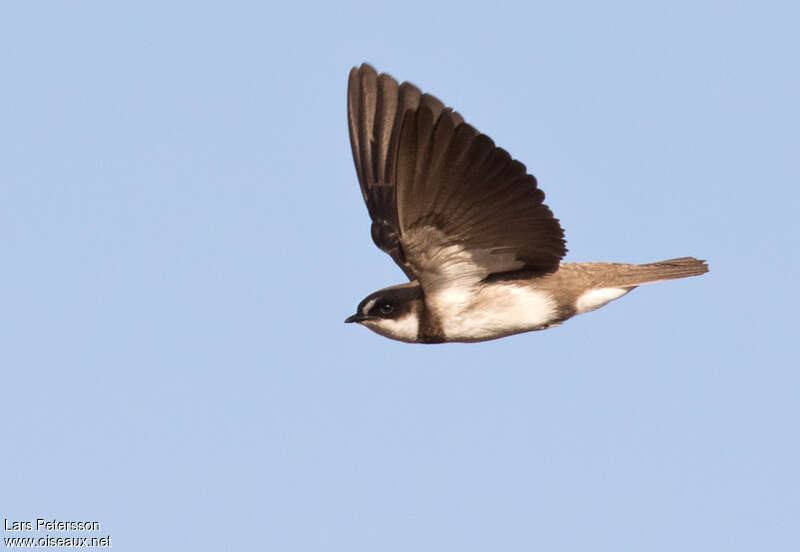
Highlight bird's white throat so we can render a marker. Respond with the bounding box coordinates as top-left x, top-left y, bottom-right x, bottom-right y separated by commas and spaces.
362, 313, 420, 343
